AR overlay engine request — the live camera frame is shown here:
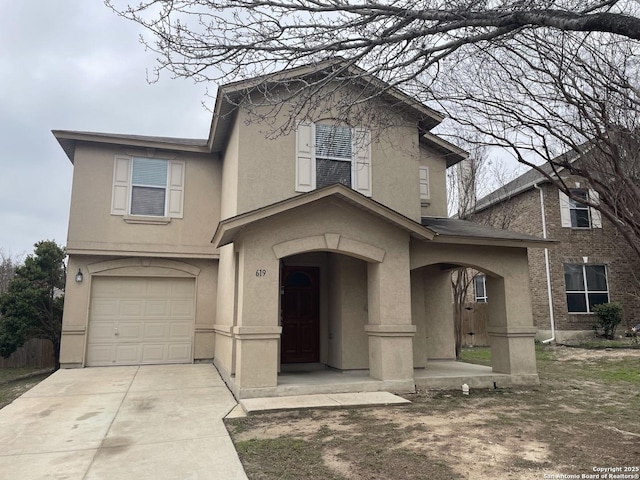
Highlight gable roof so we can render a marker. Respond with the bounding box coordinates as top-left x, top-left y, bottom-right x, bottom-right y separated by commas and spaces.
474, 163, 552, 213
206, 58, 446, 153
53, 59, 464, 164
474, 141, 597, 213
212, 184, 436, 247
212, 184, 552, 249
